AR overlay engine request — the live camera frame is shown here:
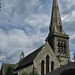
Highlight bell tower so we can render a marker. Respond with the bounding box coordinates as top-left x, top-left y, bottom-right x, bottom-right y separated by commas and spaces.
20, 51, 24, 60
46, 0, 70, 66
